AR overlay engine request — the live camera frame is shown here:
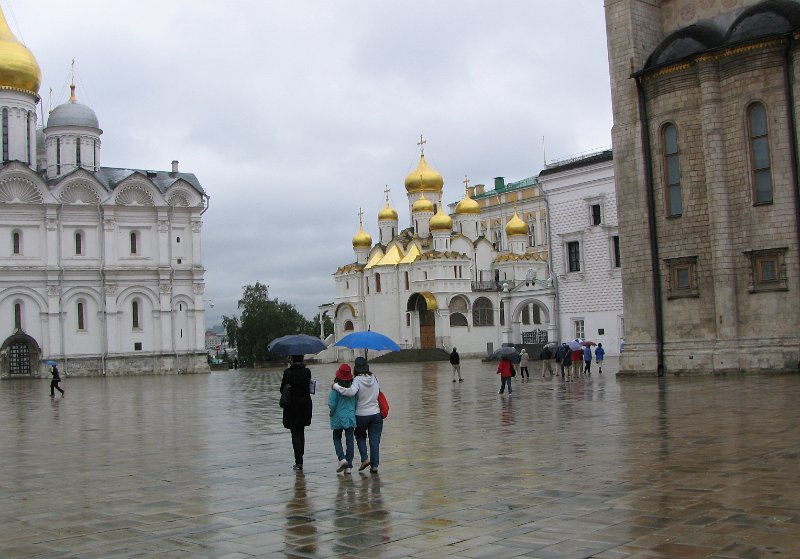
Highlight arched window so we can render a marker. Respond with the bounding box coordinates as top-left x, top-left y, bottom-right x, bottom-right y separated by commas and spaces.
132, 300, 140, 329
472, 297, 494, 326
130, 232, 138, 255
12, 230, 21, 254
404, 271, 409, 290
375, 273, 381, 293
14, 301, 22, 330
662, 123, 682, 216
527, 221, 535, 247
344, 320, 354, 331
2, 108, 8, 162
748, 103, 773, 205
56, 138, 61, 175
27, 111, 33, 165
77, 301, 85, 331
449, 296, 469, 327
75, 231, 83, 255
76, 137, 81, 166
